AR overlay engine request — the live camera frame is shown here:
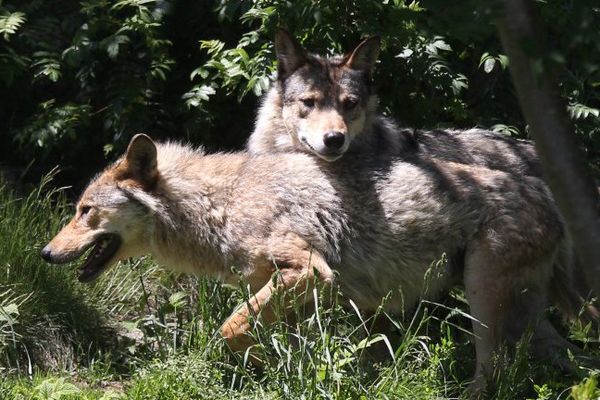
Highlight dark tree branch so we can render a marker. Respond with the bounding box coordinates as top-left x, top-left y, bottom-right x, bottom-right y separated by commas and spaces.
497, 0, 600, 292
